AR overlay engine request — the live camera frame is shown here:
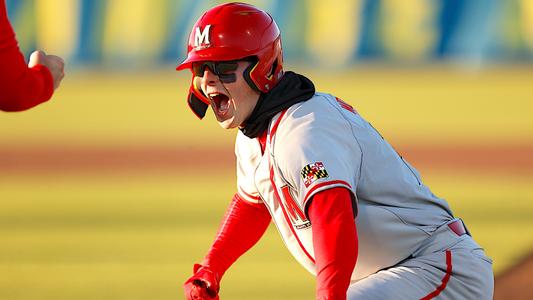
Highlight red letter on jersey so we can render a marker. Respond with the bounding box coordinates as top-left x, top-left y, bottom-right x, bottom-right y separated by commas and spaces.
281, 186, 308, 223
